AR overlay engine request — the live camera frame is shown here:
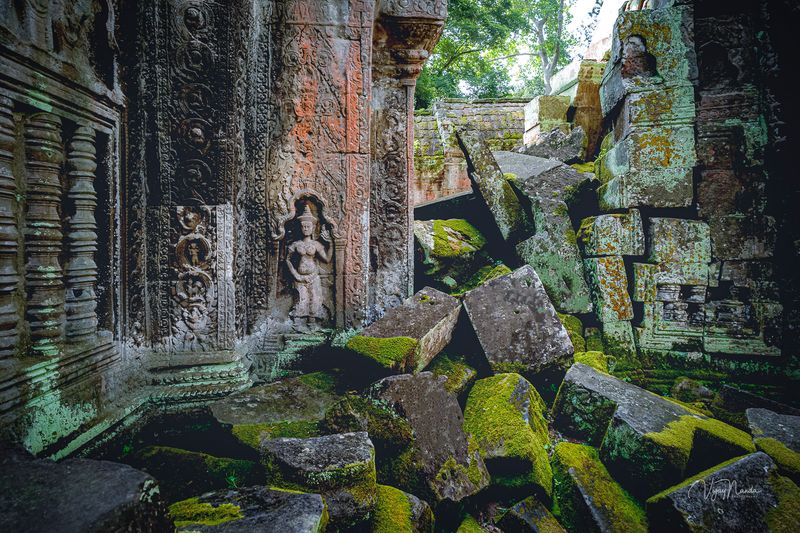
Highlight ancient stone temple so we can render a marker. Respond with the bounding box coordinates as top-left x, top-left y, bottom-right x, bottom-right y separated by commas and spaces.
2, 1, 799, 532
